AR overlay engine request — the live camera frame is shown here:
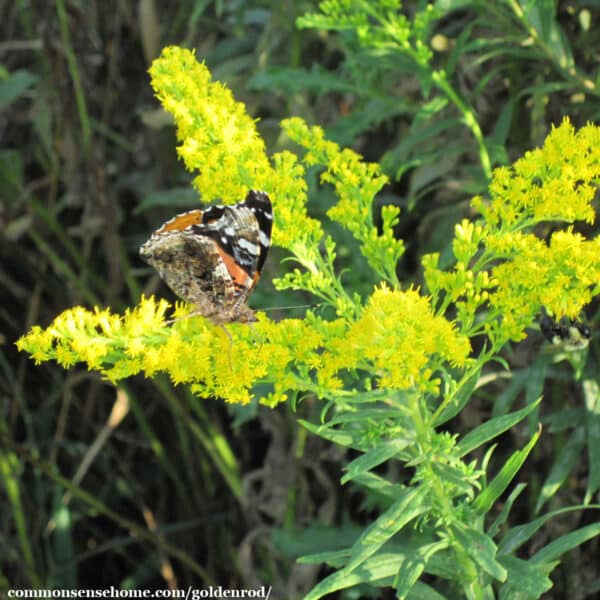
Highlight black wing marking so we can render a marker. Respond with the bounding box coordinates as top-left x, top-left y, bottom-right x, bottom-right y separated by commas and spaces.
193, 190, 272, 278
